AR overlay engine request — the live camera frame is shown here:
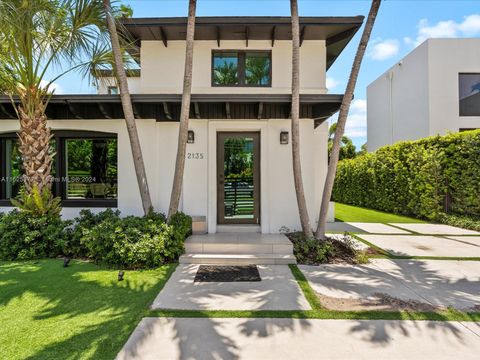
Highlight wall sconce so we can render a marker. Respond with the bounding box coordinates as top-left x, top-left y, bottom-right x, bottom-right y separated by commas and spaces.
187, 130, 195, 144
280, 131, 289, 145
